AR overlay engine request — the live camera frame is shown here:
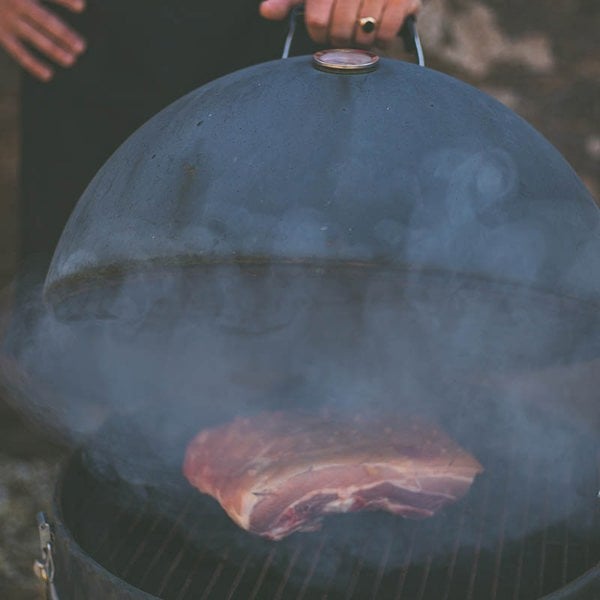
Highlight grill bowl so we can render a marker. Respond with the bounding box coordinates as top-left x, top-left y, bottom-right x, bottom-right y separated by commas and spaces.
51, 406, 600, 600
